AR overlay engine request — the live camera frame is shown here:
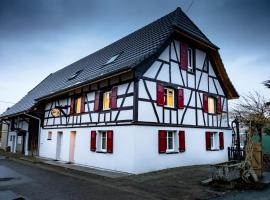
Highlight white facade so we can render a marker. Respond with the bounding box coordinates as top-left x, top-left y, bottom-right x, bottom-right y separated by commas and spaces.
40, 125, 231, 174
7, 119, 29, 155
38, 38, 233, 174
